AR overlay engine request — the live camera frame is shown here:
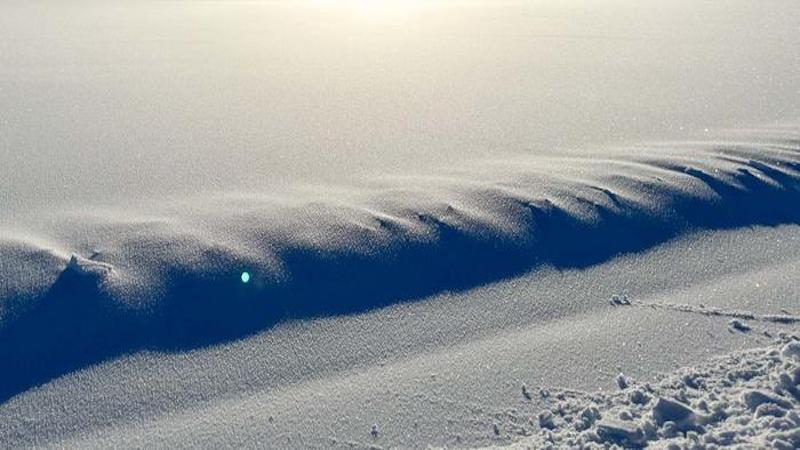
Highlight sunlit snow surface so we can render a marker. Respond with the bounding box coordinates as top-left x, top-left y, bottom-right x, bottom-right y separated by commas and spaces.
1, 0, 800, 448
3, 123, 799, 418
